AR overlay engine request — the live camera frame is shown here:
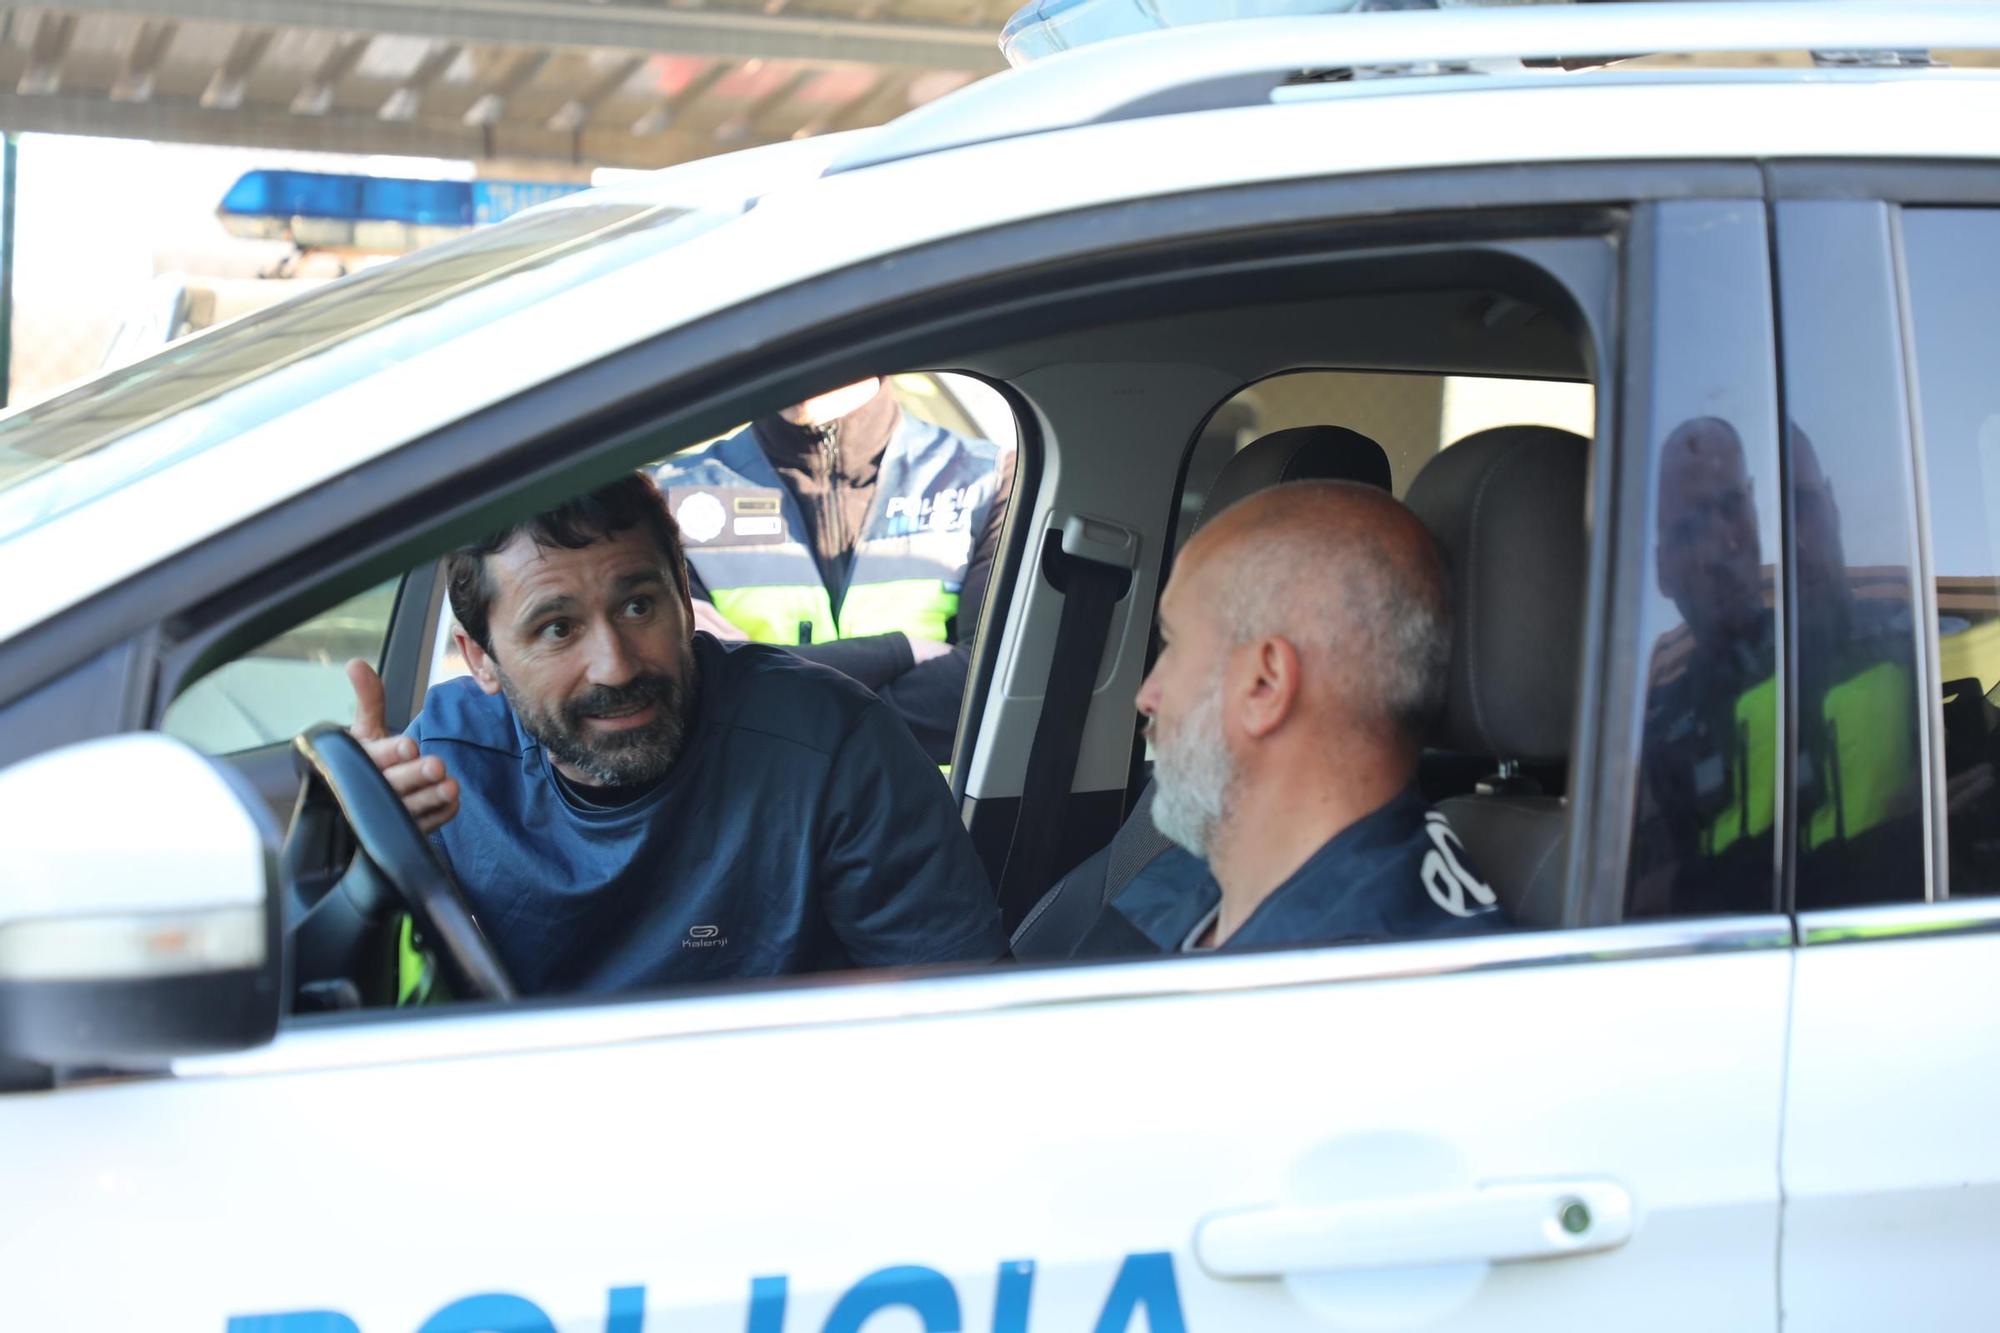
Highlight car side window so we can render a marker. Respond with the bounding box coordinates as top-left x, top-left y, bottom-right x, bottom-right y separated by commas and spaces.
1171, 370, 1592, 556
161, 577, 400, 755
1776, 202, 1928, 911
1903, 208, 2000, 897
